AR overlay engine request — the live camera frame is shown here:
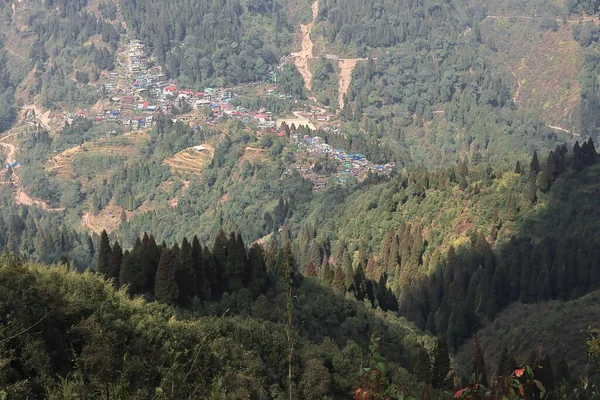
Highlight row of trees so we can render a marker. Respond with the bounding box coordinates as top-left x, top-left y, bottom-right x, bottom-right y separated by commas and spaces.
97, 229, 270, 305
